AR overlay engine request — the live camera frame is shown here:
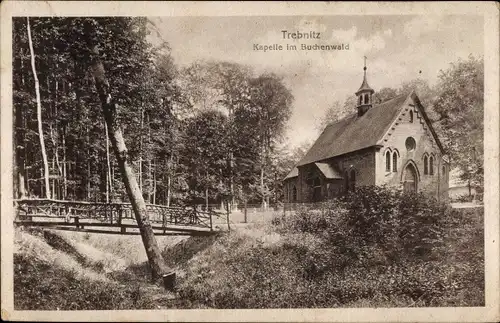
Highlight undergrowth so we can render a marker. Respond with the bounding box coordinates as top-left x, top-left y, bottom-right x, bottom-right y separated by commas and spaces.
174, 186, 484, 308
14, 227, 180, 310
14, 186, 484, 309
